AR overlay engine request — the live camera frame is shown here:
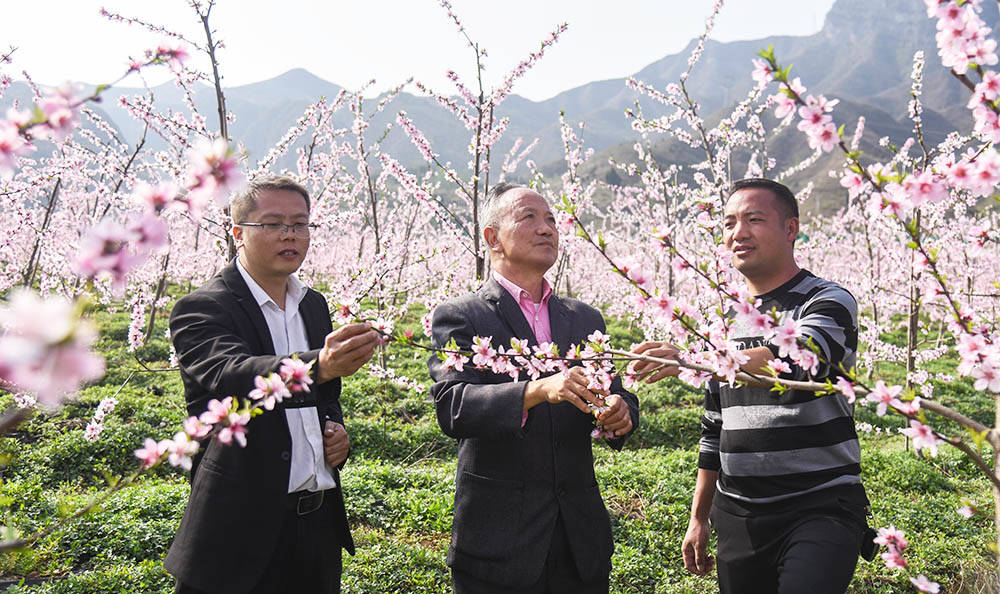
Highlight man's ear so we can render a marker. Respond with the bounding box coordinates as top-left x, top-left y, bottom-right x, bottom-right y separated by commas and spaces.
232, 224, 244, 249
484, 226, 501, 253
786, 217, 799, 243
